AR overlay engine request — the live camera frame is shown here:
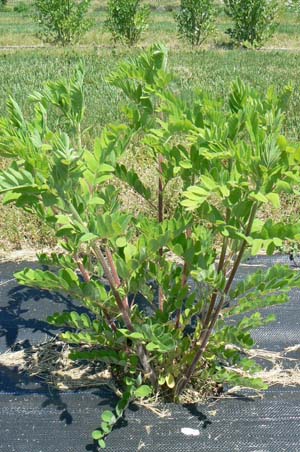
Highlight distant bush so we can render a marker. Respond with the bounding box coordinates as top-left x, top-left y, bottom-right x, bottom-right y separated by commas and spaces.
14, 2, 30, 14
286, 0, 300, 17
105, 0, 150, 46
224, 0, 279, 48
33, 0, 92, 46
0, 0, 8, 10
175, 0, 216, 46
